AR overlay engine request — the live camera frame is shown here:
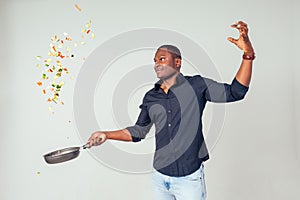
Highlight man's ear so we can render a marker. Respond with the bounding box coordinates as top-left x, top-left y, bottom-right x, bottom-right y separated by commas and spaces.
175, 58, 181, 68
